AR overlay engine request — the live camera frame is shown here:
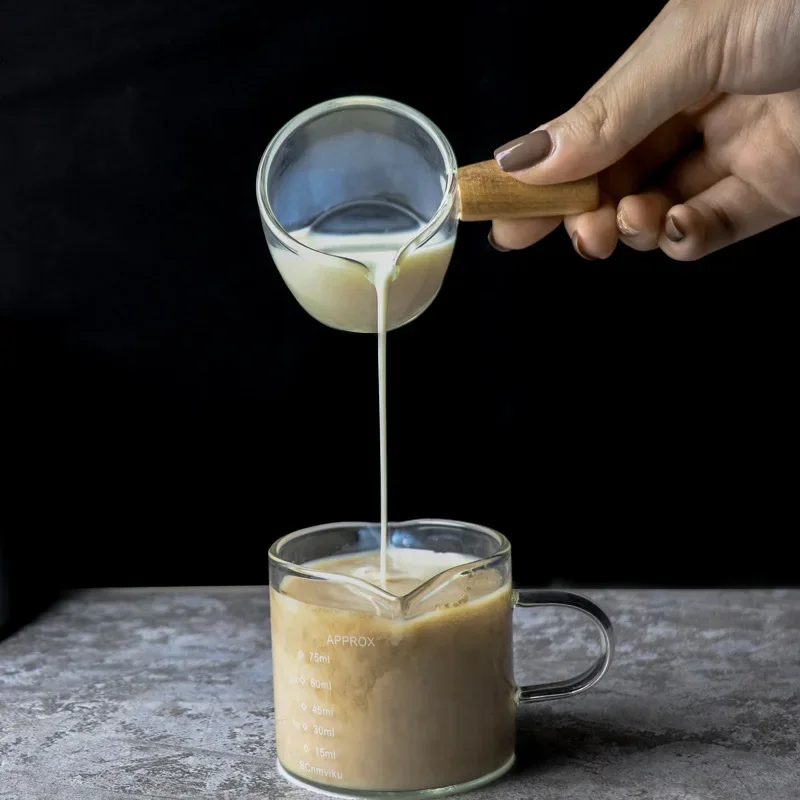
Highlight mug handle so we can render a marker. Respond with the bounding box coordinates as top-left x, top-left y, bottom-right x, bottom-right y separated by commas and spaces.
514, 589, 615, 704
